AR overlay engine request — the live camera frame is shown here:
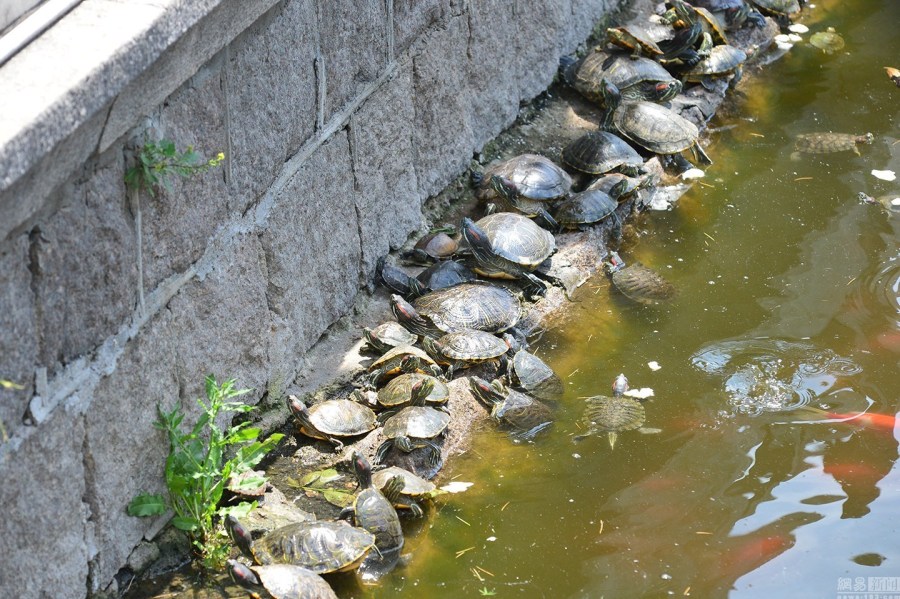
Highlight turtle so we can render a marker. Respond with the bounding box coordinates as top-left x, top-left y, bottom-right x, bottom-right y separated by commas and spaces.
886, 66, 900, 88
423, 329, 509, 378
461, 214, 559, 299
339, 452, 404, 555
606, 26, 665, 59
375, 389, 450, 479
227, 515, 375, 574
390, 283, 521, 338
600, 79, 712, 169
288, 397, 377, 449
371, 466, 438, 517
363, 321, 418, 354
860, 192, 900, 217
791, 132, 874, 160
605, 251, 676, 305
682, 44, 747, 91
562, 50, 683, 104
608, 1, 703, 65
473, 154, 571, 227
227, 560, 338, 599
691, 0, 766, 29
553, 188, 622, 233
400, 228, 459, 264
507, 349, 564, 401
377, 372, 450, 409
376, 256, 413, 296
561, 131, 645, 177
573, 374, 646, 448
407, 260, 477, 297
664, 4, 730, 46
469, 377, 555, 440
586, 172, 654, 200
749, 0, 800, 21
367, 344, 443, 386
809, 28, 844, 54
